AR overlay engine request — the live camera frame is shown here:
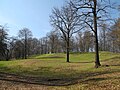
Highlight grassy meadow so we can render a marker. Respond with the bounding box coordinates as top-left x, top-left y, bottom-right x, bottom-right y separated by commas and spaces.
0, 51, 120, 90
